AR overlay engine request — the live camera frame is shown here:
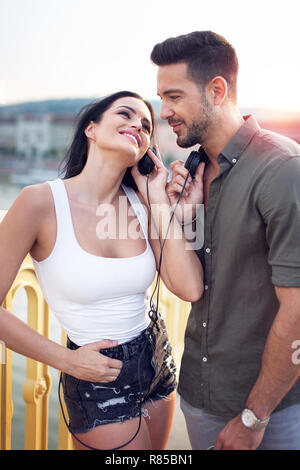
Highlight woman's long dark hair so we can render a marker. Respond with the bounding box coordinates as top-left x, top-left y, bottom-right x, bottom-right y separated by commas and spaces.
59, 91, 155, 190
